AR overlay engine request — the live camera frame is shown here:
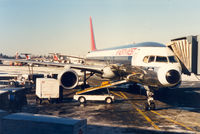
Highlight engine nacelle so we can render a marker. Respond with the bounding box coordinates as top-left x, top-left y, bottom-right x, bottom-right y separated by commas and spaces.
102, 66, 115, 79
157, 66, 181, 87
58, 69, 79, 89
